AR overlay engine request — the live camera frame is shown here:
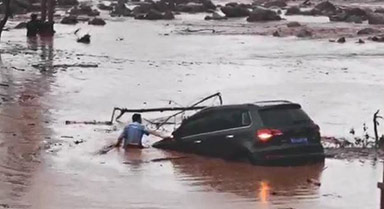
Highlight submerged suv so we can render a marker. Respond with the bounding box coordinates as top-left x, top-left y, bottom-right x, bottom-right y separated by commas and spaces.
153, 101, 325, 165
